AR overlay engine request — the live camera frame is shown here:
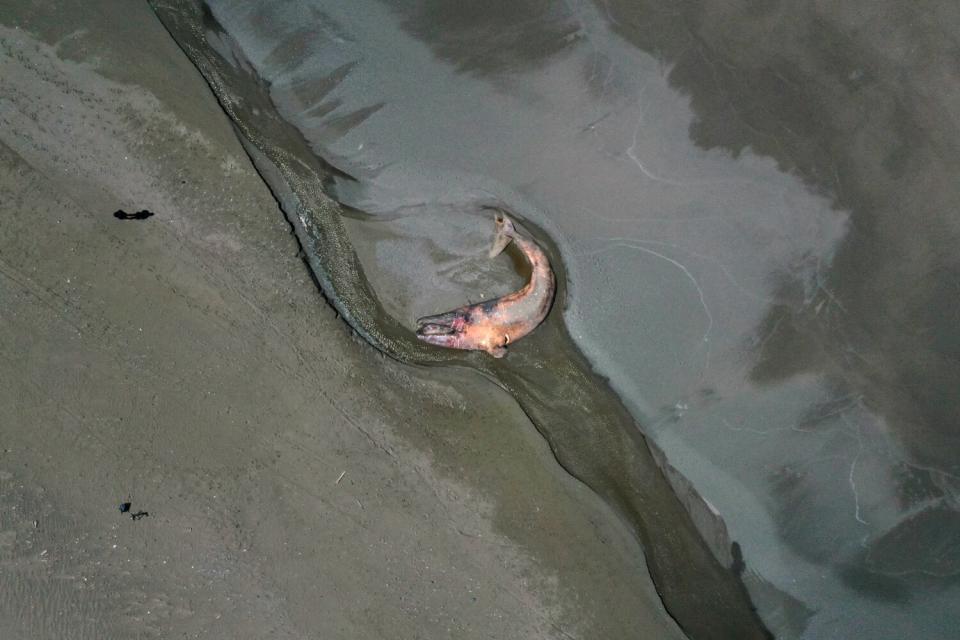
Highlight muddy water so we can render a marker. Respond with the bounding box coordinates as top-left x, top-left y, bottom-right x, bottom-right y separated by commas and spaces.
151, 0, 960, 638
